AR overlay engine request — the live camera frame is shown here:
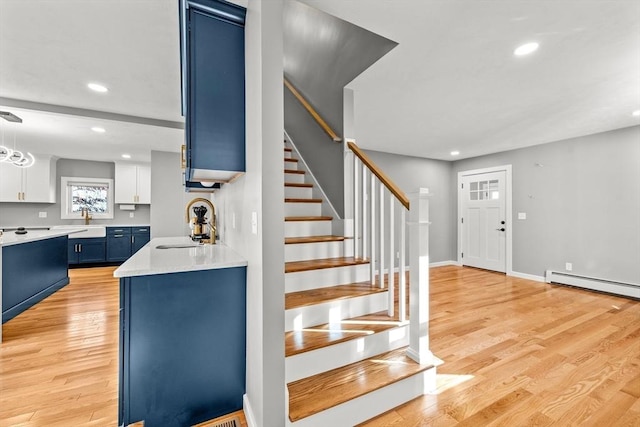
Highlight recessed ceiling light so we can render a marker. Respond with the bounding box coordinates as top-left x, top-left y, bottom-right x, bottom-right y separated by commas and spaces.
633, 110, 640, 117
514, 42, 539, 56
91, 126, 106, 133
451, 150, 460, 156
121, 154, 131, 159
87, 82, 108, 93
